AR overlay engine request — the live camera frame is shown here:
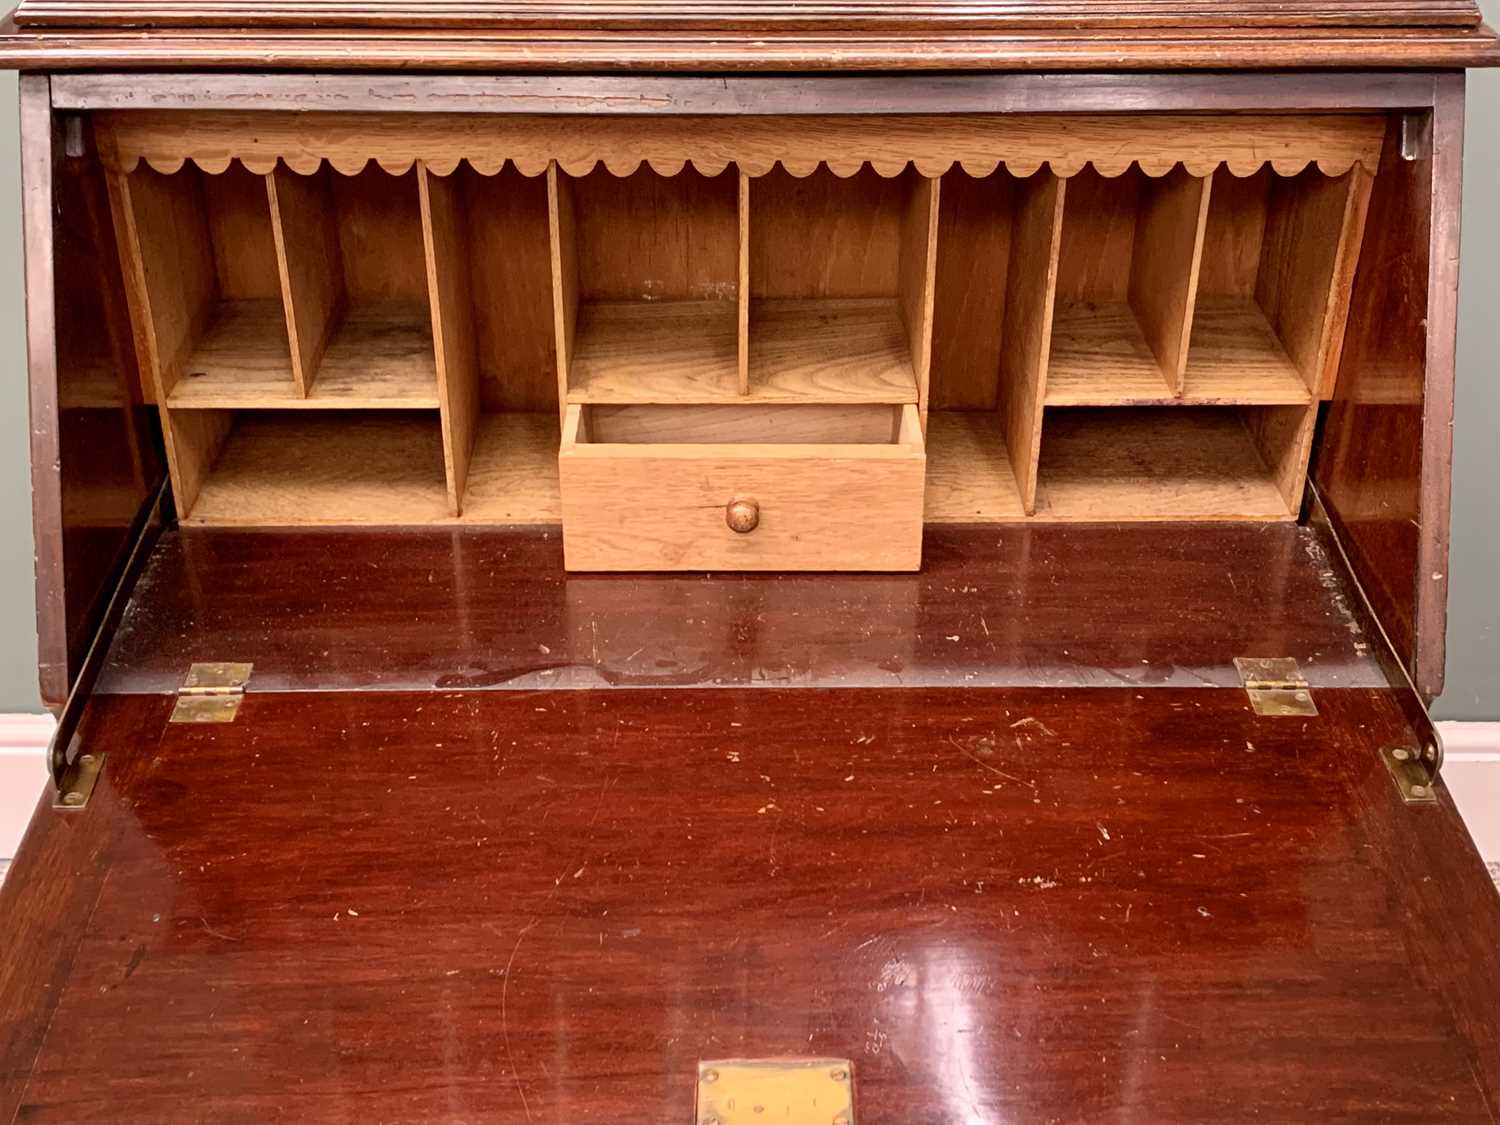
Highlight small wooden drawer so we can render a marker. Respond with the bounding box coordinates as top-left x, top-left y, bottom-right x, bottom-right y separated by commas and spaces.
559, 402, 927, 572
